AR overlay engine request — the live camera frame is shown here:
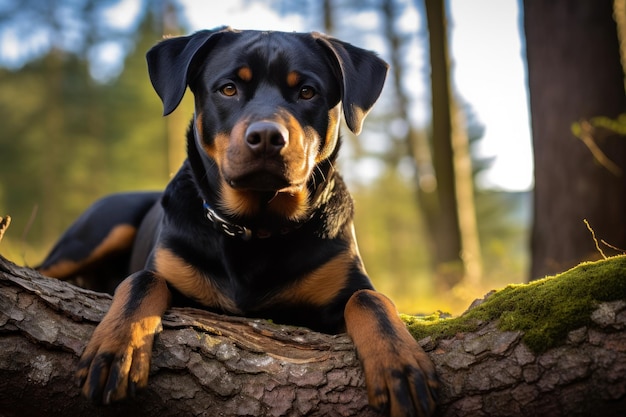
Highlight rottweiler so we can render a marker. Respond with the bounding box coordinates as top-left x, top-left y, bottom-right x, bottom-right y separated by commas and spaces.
38, 27, 438, 417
